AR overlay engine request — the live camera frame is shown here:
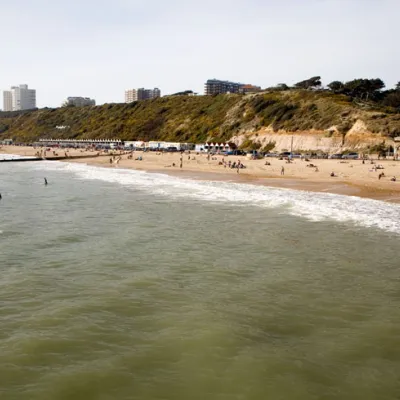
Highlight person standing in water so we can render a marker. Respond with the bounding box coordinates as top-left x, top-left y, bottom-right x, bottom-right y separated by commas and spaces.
44, 178, 48, 185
